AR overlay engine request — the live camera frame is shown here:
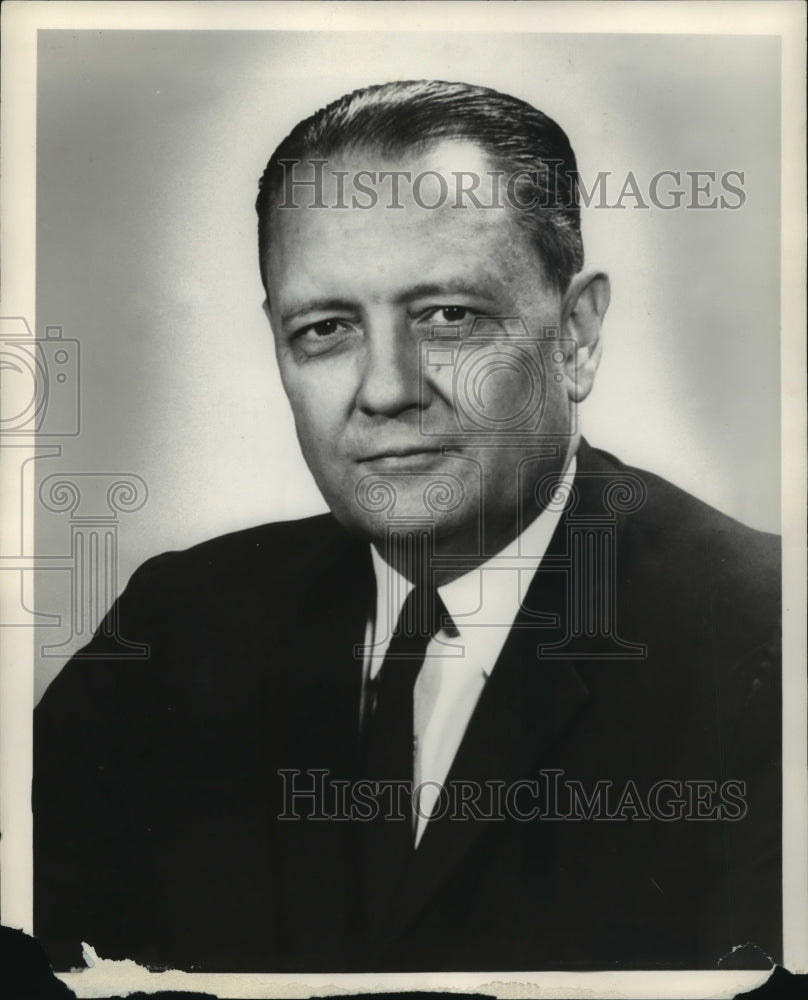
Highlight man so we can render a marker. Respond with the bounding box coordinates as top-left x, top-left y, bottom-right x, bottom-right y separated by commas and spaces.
34, 81, 780, 973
